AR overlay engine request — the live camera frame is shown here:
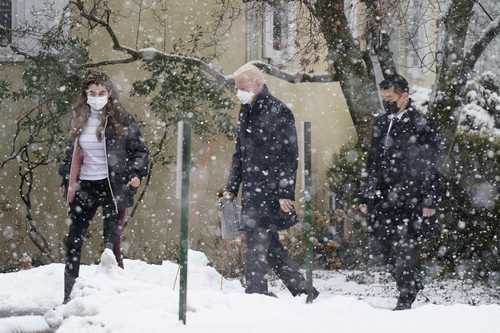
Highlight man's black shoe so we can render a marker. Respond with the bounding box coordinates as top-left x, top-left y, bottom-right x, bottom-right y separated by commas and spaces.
265, 291, 278, 298
393, 299, 411, 311
393, 293, 417, 311
305, 288, 320, 303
